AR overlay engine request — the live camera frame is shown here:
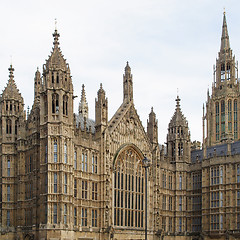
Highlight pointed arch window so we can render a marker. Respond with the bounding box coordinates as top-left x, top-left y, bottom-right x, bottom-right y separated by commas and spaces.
63, 95, 68, 116
52, 72, 54, 83
15, 120, 18, 135
221, 64, 225, 82
6, 119, 12, 134
7, 159, 10, 177
216, 102, 220, 140
178, 142, 183, 156
221, 100, 225, 138
52, 94, 59, 114
114, 147, 144, 228
56, 73, 59, 83
234, 99, 238, 139
74, 151, 77, 169
228, 100, 232, 132
227, 63, 231, 80
53, 139, 58, 162
64, 142, 67, 163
